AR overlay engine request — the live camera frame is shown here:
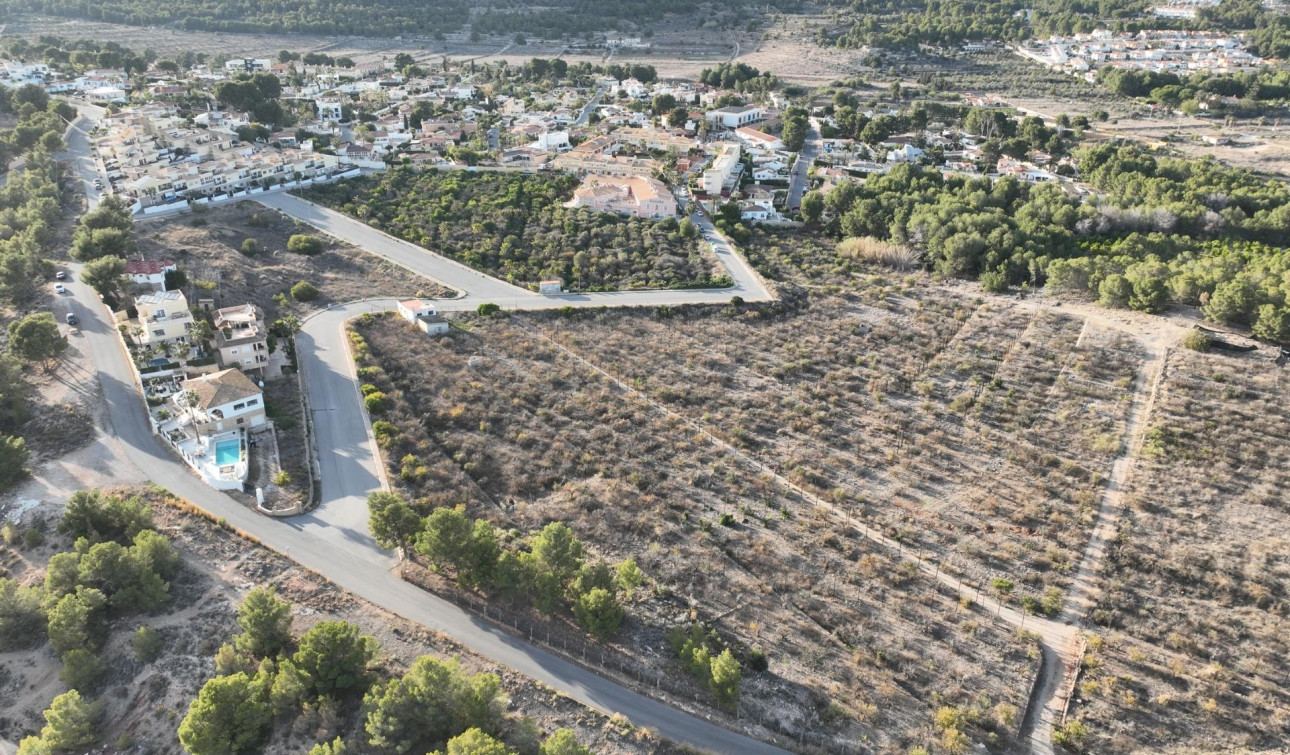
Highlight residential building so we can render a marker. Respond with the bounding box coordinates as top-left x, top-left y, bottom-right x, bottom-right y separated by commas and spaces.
97, 106, 354, 212
225, 58, 272, 73
535, 131, 572, 151
706, 105, 766, 129
887, 144, 926, 163
124, 259, 177, 290
134, 290, 193, 346
176, 368, 266, 435
316, 98, 345, 121
565, 174, 677, 219
396, 299, 450, 336
735, 126, 784, 151
212, 304, 270, 370
701, 143, 742, 195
